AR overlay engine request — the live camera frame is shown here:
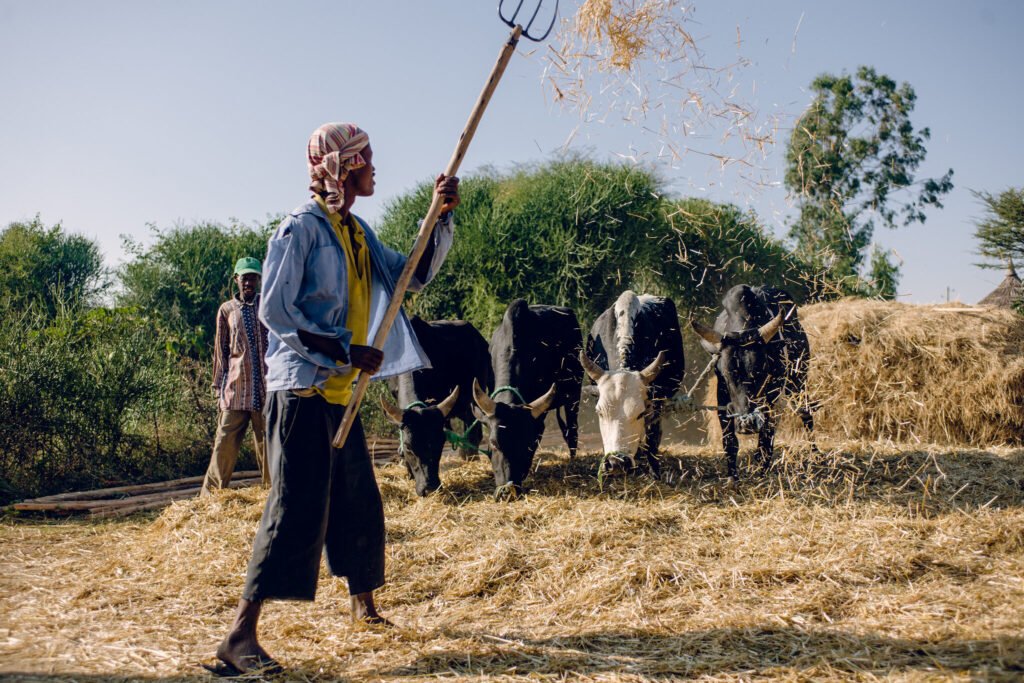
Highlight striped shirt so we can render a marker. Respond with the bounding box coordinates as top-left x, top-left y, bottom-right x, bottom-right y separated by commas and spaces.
213, 295, 269, 411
